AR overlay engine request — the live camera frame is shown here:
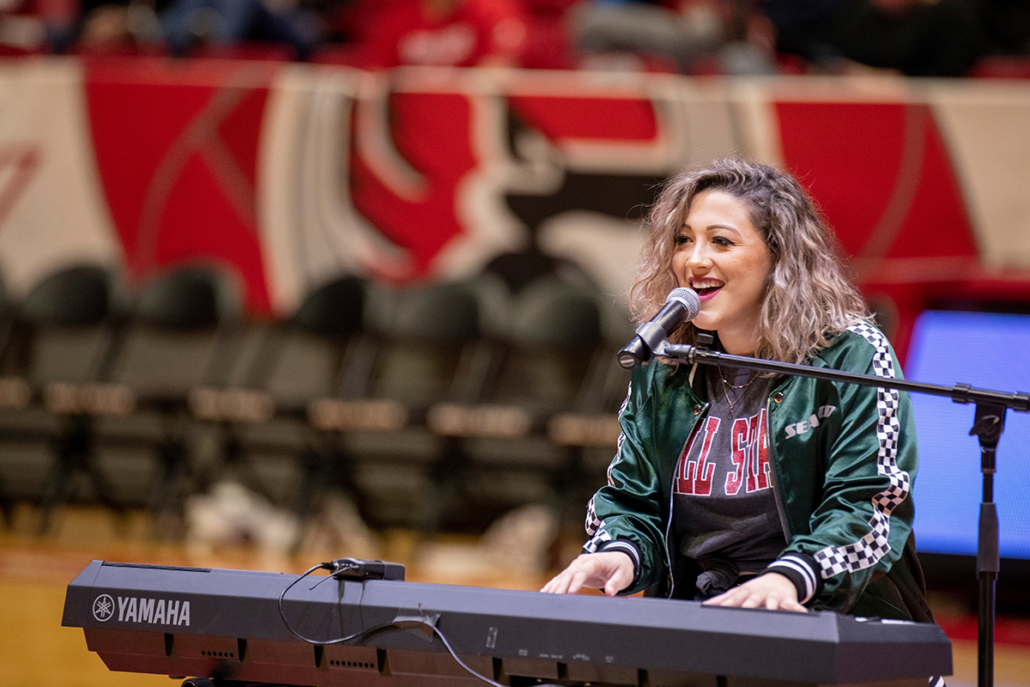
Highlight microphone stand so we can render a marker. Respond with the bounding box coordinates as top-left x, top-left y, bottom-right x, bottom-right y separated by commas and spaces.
657, 341, 1030, 687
